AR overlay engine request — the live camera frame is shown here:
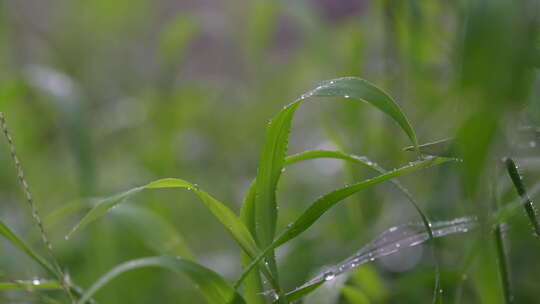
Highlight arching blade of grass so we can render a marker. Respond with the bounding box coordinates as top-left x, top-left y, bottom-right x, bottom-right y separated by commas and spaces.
67, 178, 259, 258
77, 256, 246, 304
251, 77, 420, 298
0, 280, 63, 291
236, 156, 453, 288
278, 217, 478, 302
0, 220, 58, 278
66, 178, 279, 289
